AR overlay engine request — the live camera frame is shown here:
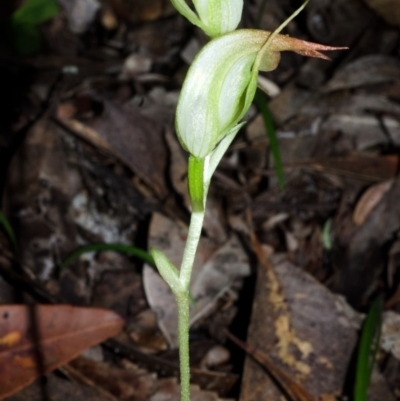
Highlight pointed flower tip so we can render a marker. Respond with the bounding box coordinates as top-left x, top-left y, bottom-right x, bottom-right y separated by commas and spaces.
295, 47, 348, 61
298, 46, 348, 62
273, 35, 348, 61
